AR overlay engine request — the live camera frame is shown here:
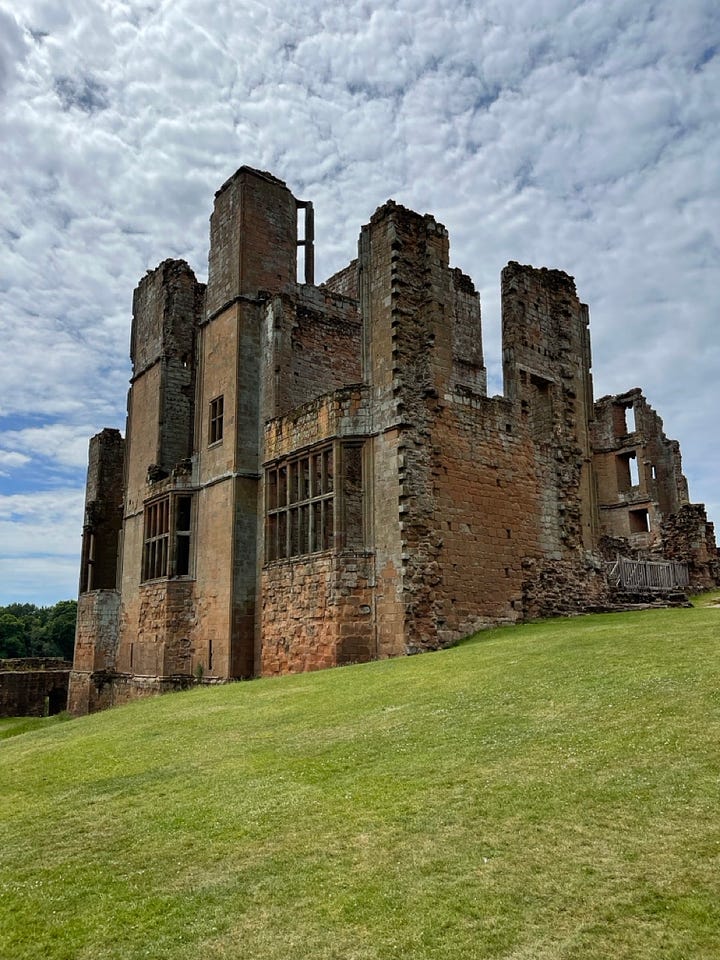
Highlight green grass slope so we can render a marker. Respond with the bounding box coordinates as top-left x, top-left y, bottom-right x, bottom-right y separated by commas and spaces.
1, 606, 719, 960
